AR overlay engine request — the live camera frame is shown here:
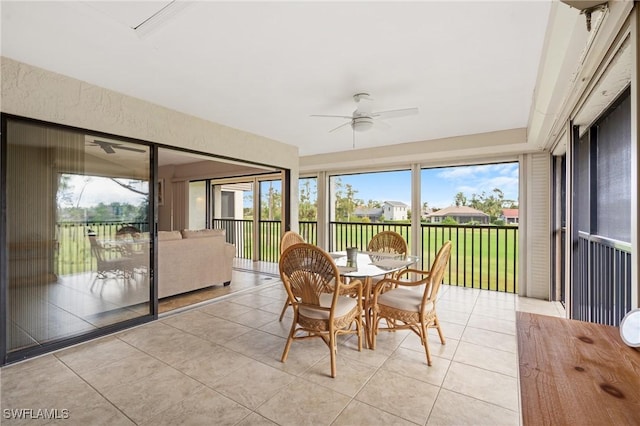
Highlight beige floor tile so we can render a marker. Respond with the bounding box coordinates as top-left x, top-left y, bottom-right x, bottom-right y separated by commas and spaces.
140, 385, 251, 426
99, 367, 202, 424
333, 400, 418, 426
162, 310, 252, 344
367, 328, 410, 355
436, 320, 466, 340
51, 388, 134, 426
400, 332, 459, 360
382, 347, 451, 387
466, 313, 516, 335
229, 293, 283, 309
119, 324, 219, 366
259, 318, 295, 338
177, 345, 255, 387
471, 304, 517, 321
235, 412, 279, 426
442, 362, 519, 411
54, 335, 141, 375
301, 354, 378, 397
257, 378, 352, 426
222, 329, 286, 361
453, 341, 517, 377
436, 308, 472, 325
259, 299, 294, 317
338, 335, 395, 368
213, 361, 296, 409
356, 368, 439, 424
227, 308, 280, 329
196, 300, 255, 319
427, 389, 519, 426
80, 350, 168, 391
437, 299, 477, 314
461, 326, 517, 353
